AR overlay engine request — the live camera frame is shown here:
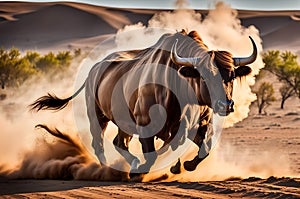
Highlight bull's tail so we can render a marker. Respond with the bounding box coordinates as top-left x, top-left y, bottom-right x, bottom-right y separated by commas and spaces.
30, 81, 86, 112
